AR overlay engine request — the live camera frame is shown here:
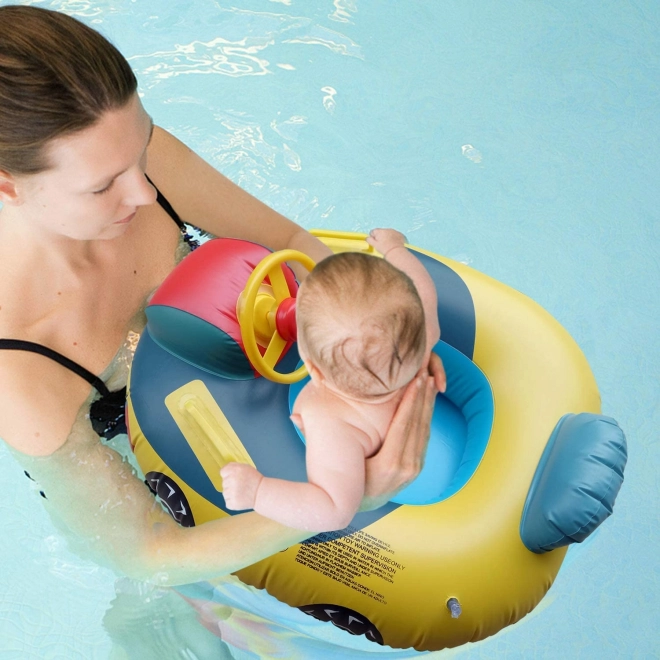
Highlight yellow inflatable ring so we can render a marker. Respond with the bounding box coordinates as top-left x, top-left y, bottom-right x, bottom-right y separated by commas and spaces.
126, 231, 626, 651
